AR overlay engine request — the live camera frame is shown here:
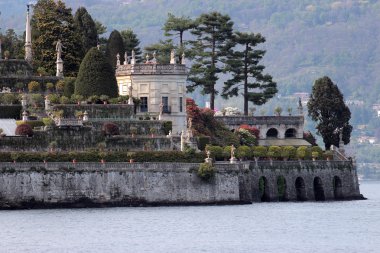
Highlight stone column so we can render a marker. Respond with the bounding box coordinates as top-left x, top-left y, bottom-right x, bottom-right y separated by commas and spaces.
44, 96, 50, 111
56, 58, 63, 77
21, 94, 28, 108
22, 111, 28, 121
25, 5, 33, 62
